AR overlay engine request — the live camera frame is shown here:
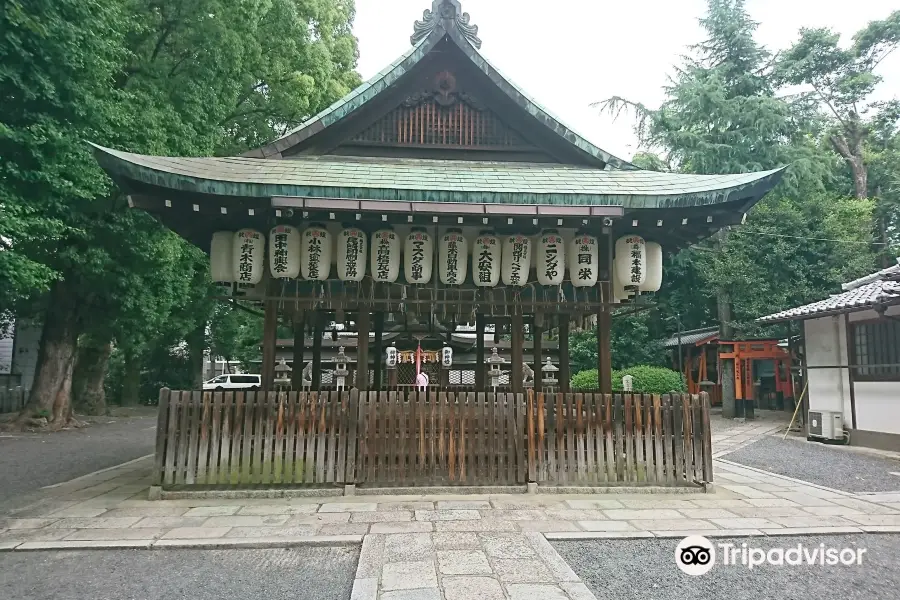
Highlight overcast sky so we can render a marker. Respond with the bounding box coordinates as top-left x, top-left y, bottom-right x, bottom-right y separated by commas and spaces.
353, 0, 900, 161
